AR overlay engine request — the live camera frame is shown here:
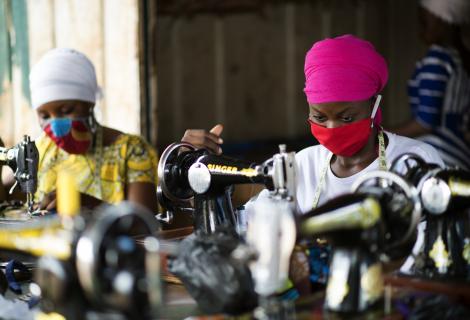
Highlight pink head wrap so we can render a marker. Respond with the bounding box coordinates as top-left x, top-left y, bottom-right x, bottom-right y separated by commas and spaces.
304, 35, 388, 105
